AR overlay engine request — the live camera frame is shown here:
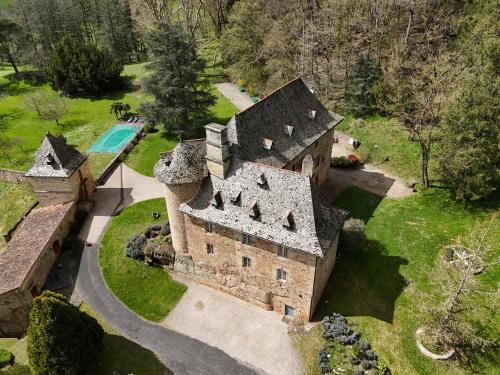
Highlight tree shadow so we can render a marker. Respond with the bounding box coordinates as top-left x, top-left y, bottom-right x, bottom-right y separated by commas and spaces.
0, 71, 46, 96
313, 239, 408, 324
98, 333, 172, 375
